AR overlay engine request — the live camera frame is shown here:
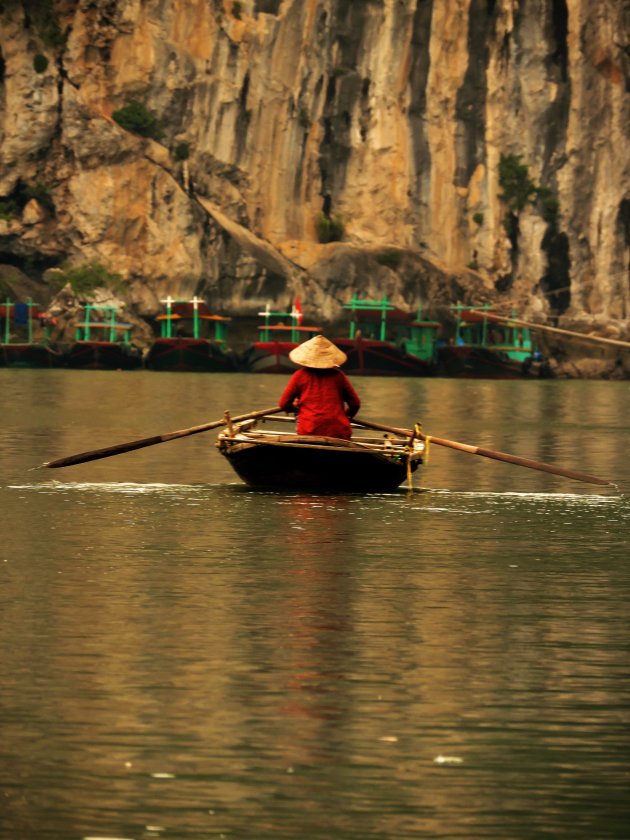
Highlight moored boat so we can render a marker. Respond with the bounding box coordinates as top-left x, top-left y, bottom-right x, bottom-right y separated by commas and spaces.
216, 414, 425, 492
145, 296, 239, 372
64, 303, 142, 370
333, 296, 439, 376
436, 305, 549, 378
240, 303, 322, 373
0, 298, 62, 368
